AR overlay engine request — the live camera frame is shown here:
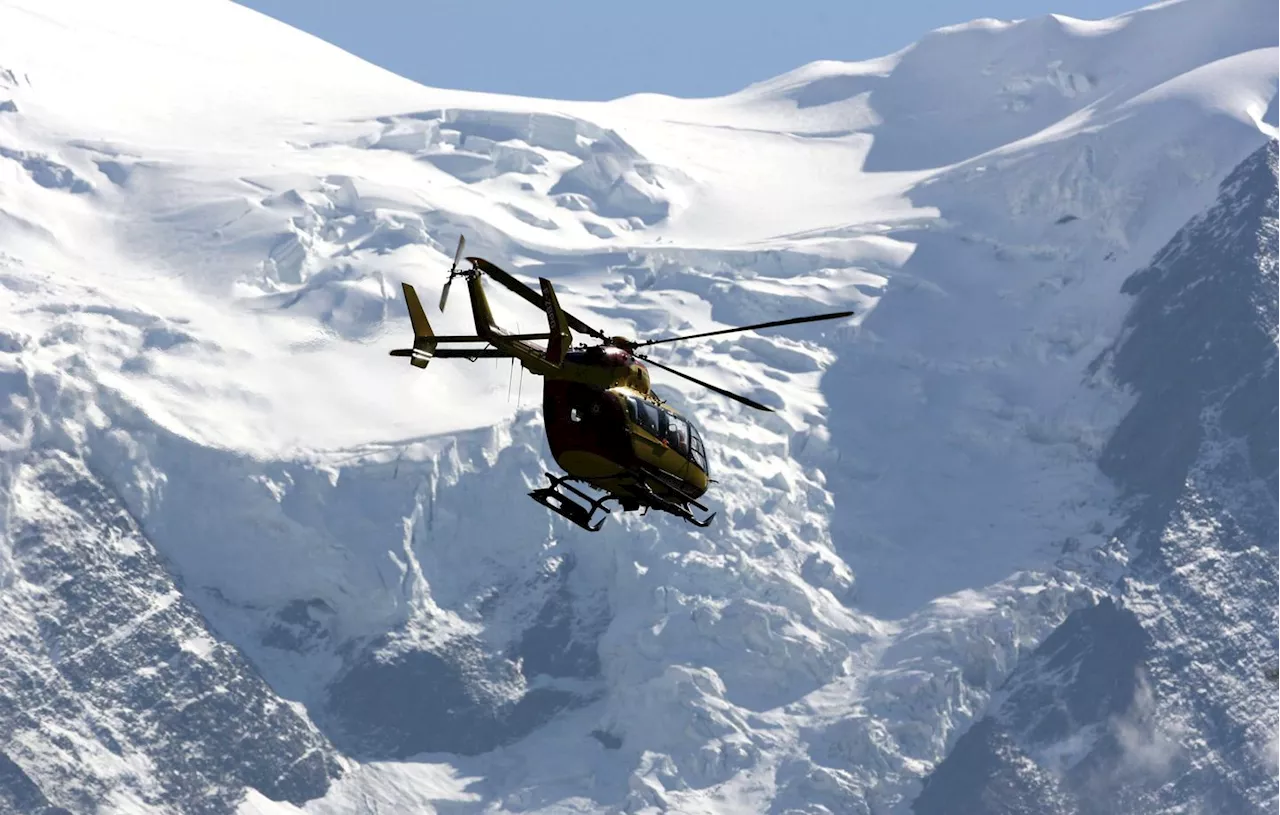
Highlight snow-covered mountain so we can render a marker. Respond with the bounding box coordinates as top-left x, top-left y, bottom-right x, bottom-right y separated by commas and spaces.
0, 1, 1274, 813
